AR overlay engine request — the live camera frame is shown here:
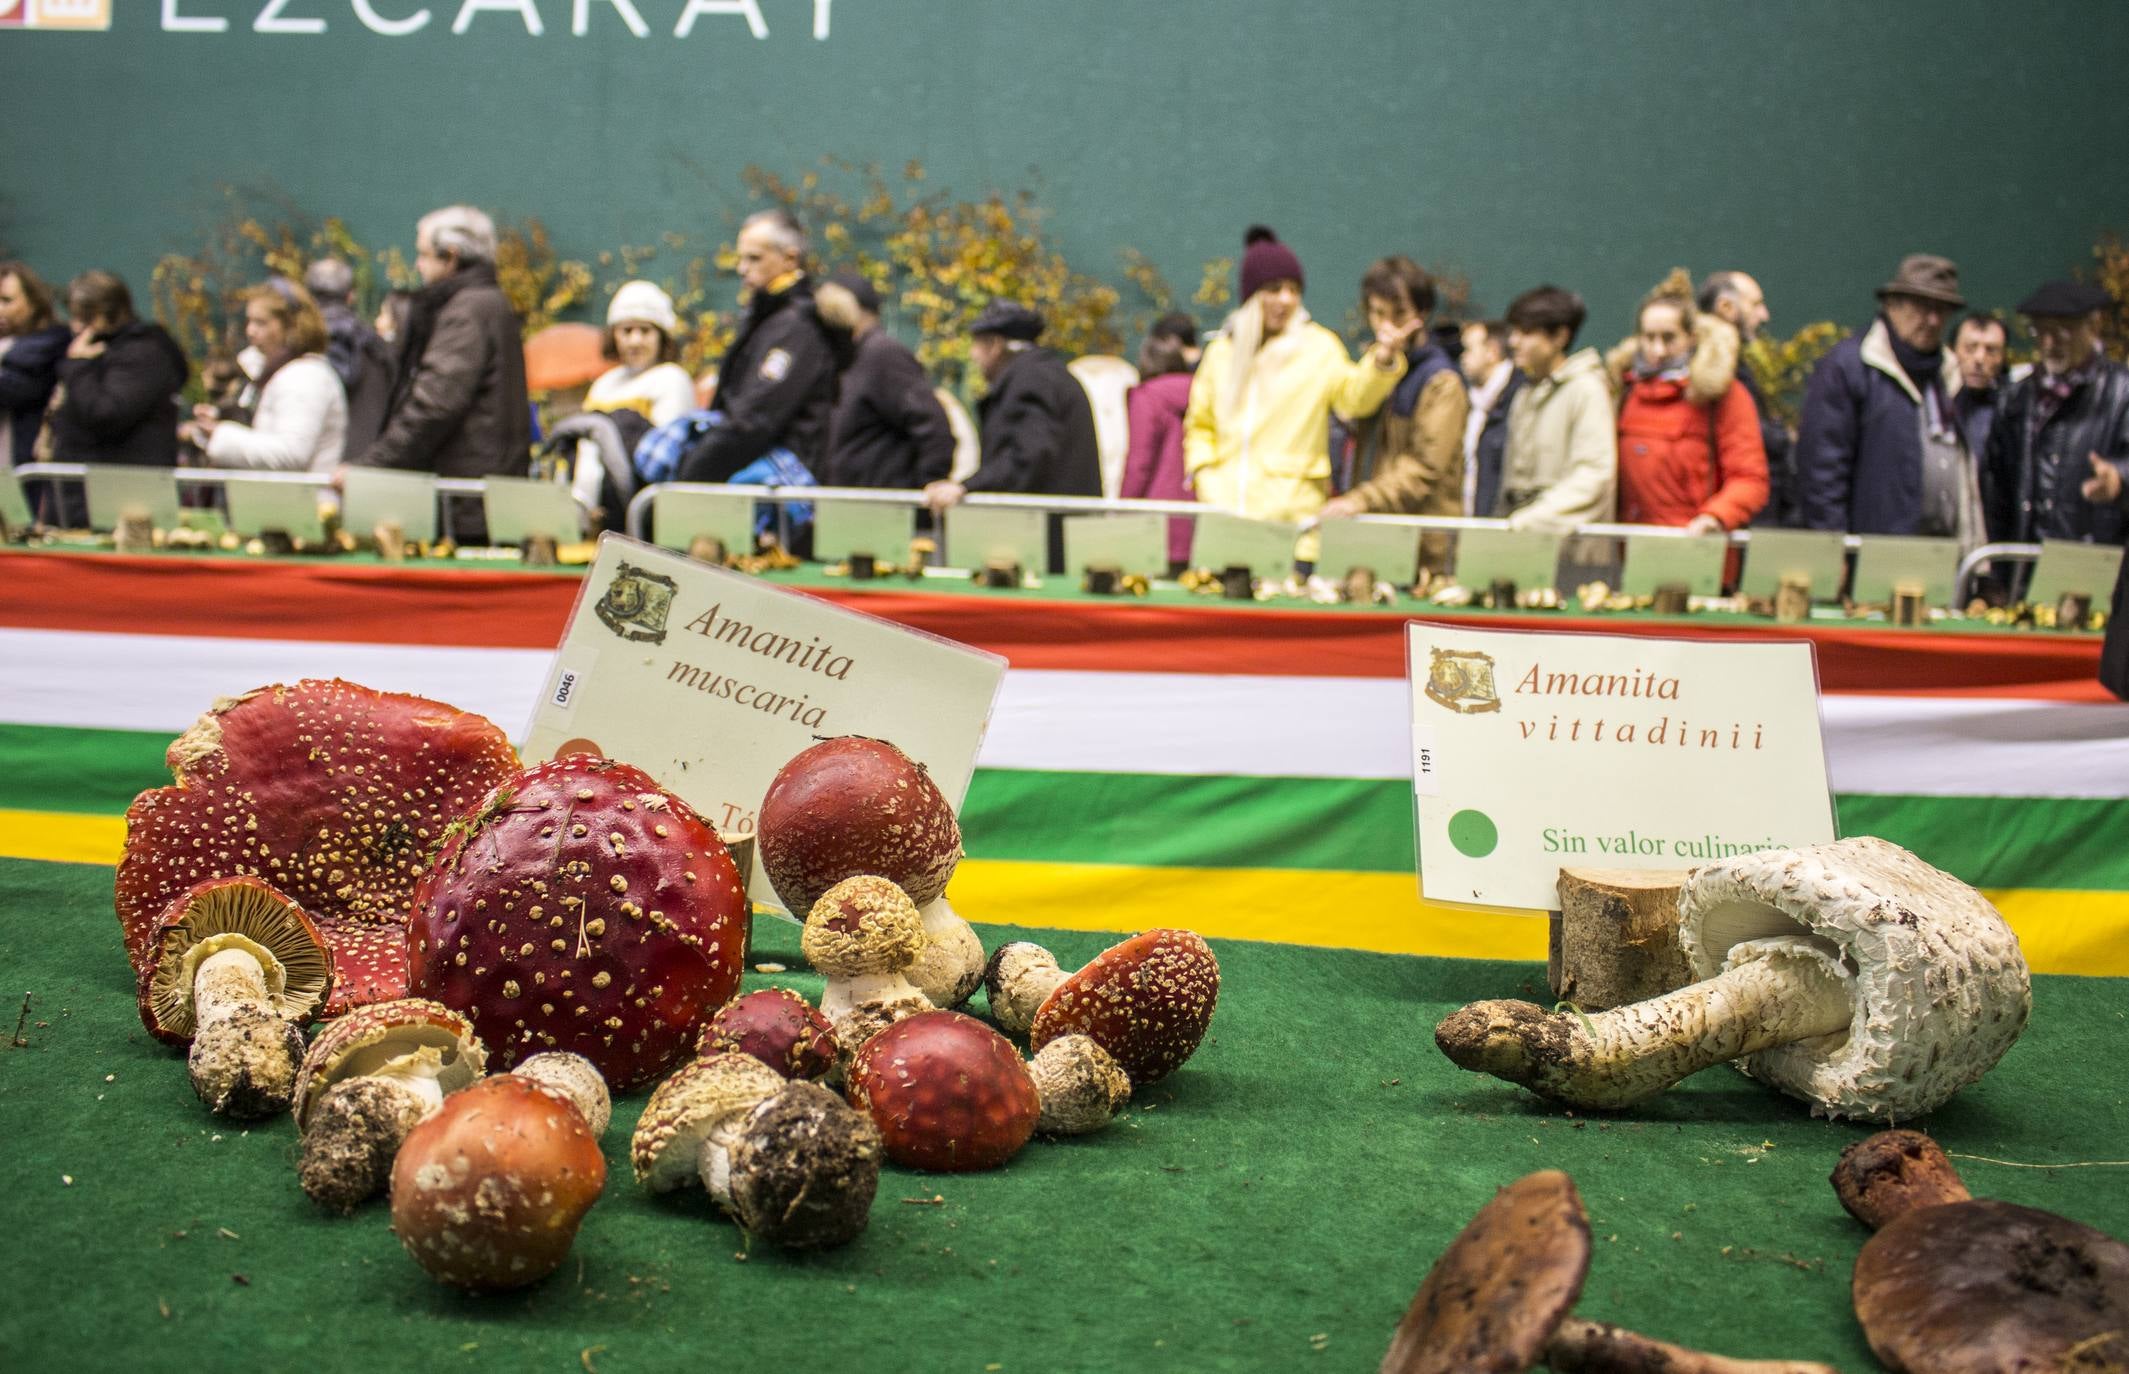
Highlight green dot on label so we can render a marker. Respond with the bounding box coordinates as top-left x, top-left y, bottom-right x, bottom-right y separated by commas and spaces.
1448, 809, 1499, 858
